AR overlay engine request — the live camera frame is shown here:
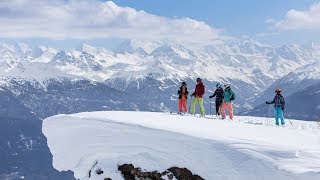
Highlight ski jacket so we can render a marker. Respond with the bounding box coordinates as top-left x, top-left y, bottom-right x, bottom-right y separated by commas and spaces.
177, 85, 189, 99
211, 87, 224, 100
192, 82, 205, 98
267, 94, 285, 108
223, 87, 235, 102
